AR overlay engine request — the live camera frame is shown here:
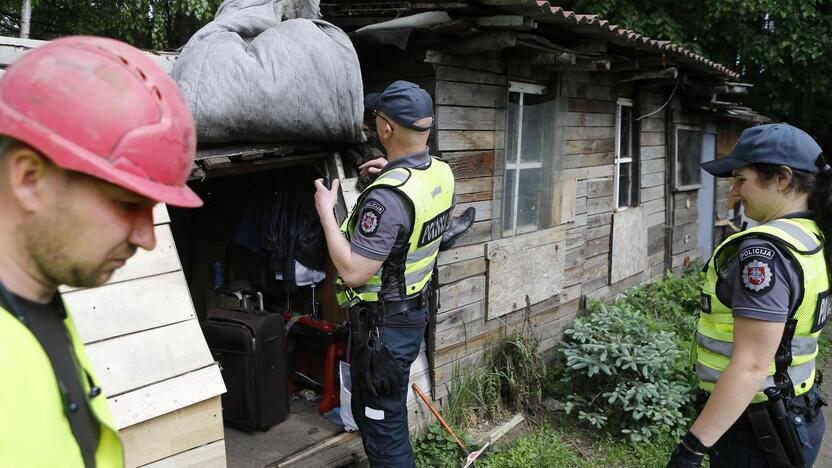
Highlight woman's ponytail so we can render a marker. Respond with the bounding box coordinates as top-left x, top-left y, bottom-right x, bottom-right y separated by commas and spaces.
810, 154, 832, 279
